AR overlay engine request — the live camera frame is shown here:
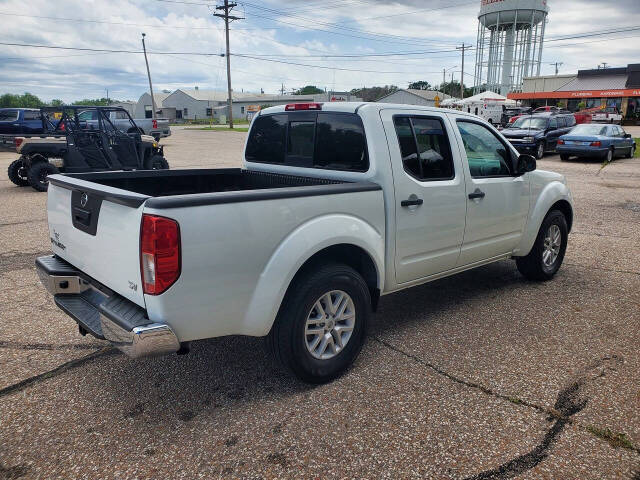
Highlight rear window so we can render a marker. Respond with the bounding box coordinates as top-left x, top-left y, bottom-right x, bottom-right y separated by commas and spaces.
0, 109, 19, 121
23, 110, 41, 121
246, 112, 368, 172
